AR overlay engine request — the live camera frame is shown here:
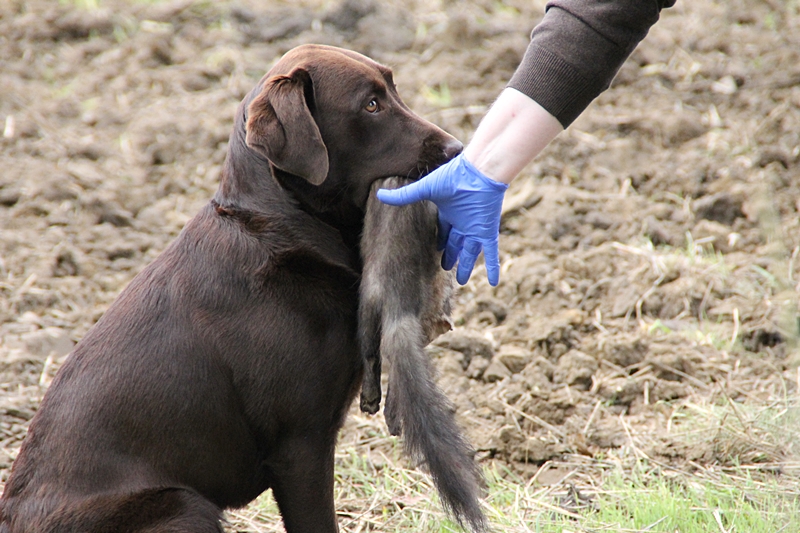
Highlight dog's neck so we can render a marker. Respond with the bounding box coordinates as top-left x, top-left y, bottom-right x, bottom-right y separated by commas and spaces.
269, 166, 364, 251
214, 102, 364, 253
214, 104, 286, 214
